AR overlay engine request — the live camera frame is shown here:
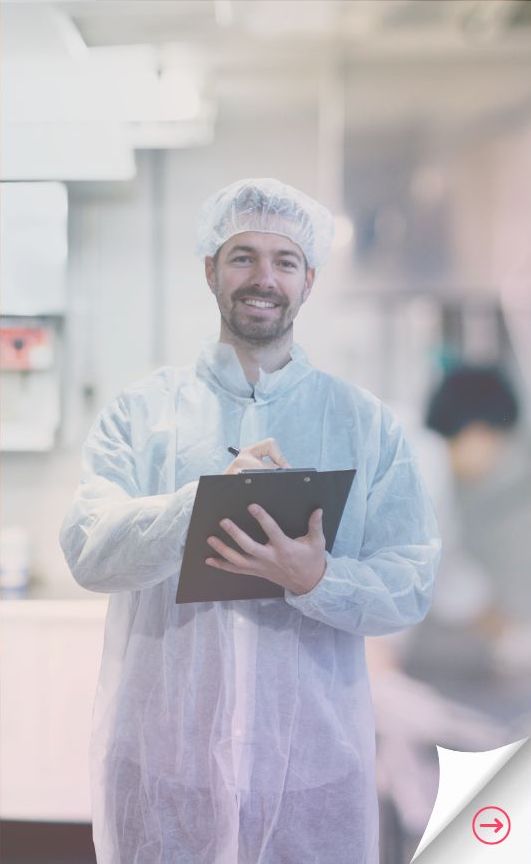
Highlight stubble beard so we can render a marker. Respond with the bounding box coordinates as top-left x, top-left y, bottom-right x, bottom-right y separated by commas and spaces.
223, 305, 295, 345
215, 280, 300, 345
